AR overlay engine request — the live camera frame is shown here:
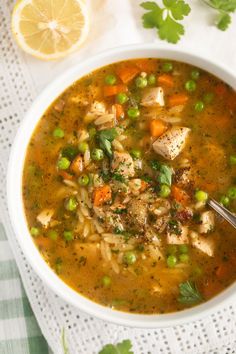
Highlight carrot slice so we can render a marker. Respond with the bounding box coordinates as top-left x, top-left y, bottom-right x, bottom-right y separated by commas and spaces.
171, 185, 190, 206
168, 93, 189, 107
215, 83, 227, 97
135, 59, 158, 72
149, 119, 167, 137
36, 236, 51, 249
116, 64, 140, 84
70, 155, 83, 175
140, 180, 149, 192
114, 103, 124, 119
157, 74, 174, 88
103, 84, 128, 97
93, 185, 112, 207
59, 170, 74, 180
